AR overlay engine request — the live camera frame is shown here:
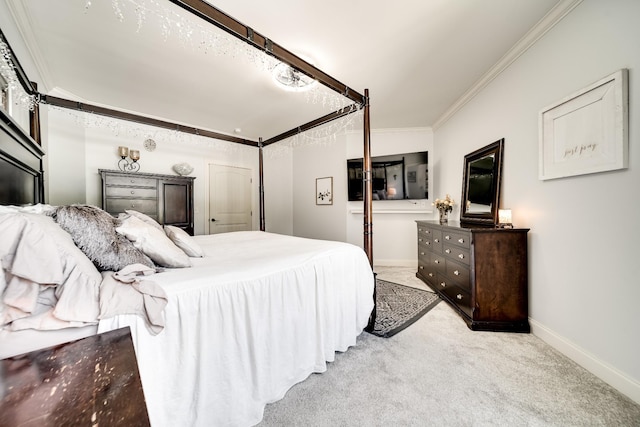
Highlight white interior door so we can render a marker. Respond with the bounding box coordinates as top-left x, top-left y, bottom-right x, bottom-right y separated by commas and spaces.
208, 164, 252, 234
